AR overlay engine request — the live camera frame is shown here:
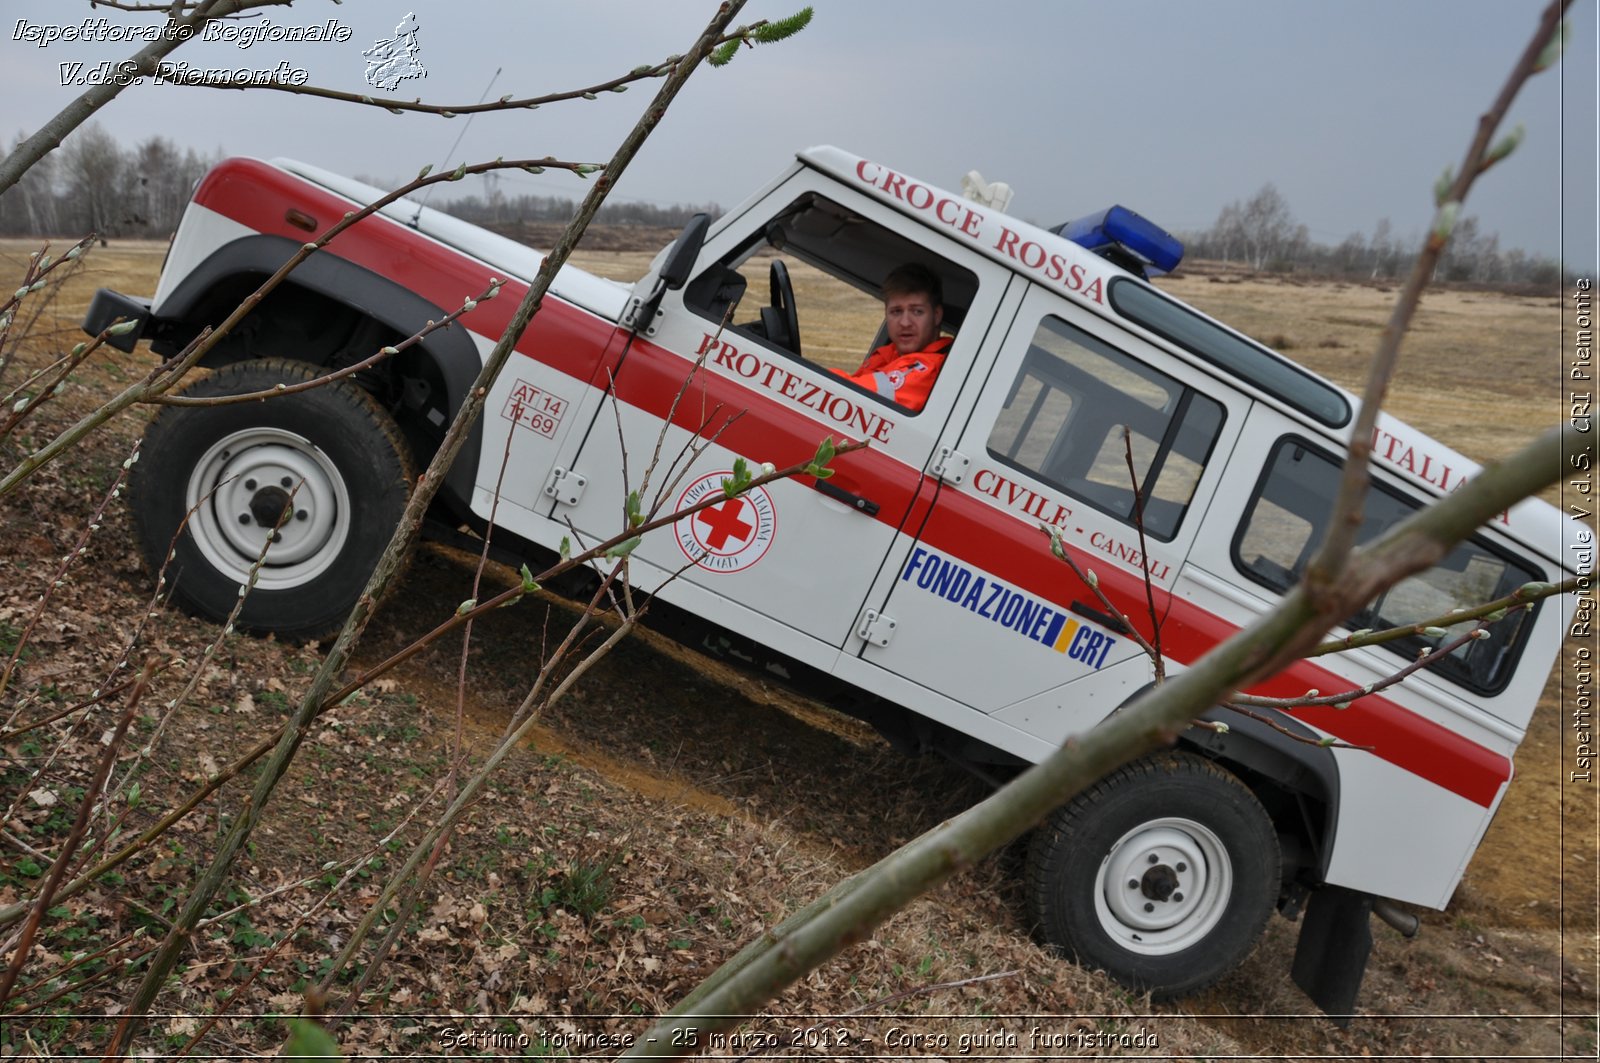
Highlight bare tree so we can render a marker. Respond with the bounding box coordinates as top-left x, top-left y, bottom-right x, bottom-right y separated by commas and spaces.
1210, 200, 1245, 263
0, 134, 59, 235
1236, 182, 1297, 270
1370, 216, 1397, 279
0, 0, 301, 198
127, 135, 199, 234
1334, 229, 1368, 274
57, 123, 124, 239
